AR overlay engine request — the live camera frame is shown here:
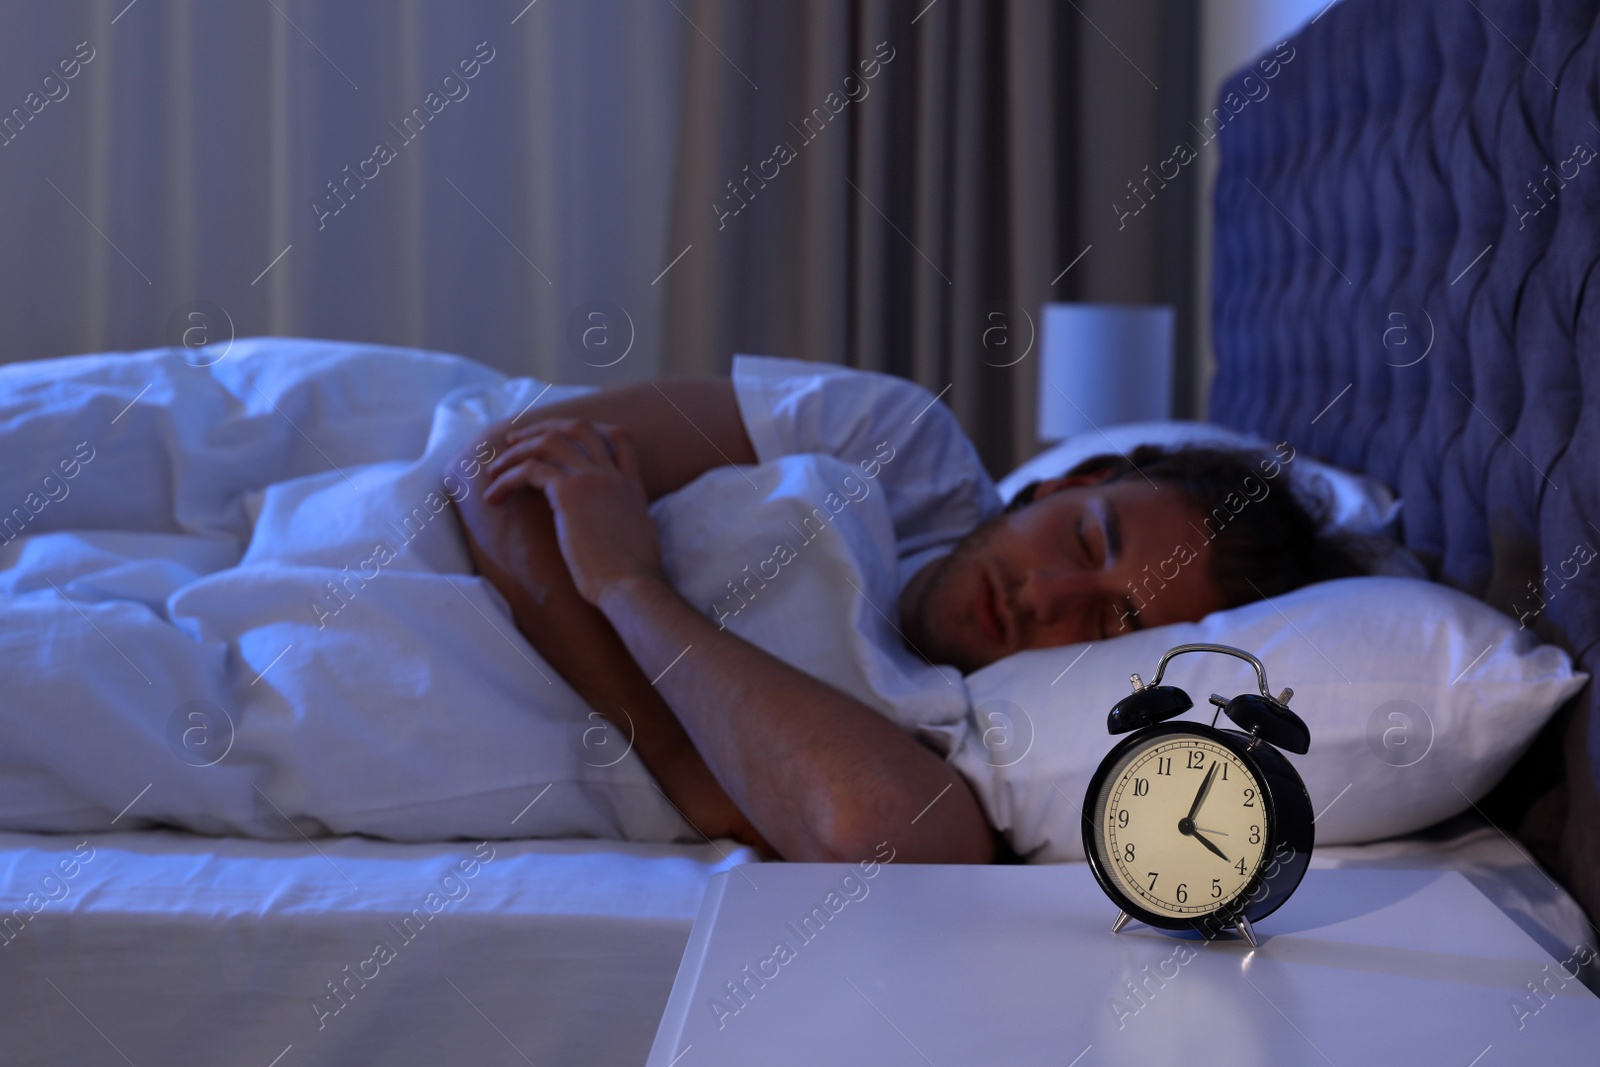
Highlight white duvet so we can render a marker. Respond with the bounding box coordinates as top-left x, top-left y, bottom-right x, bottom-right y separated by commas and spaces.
0, 339, 966, 842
